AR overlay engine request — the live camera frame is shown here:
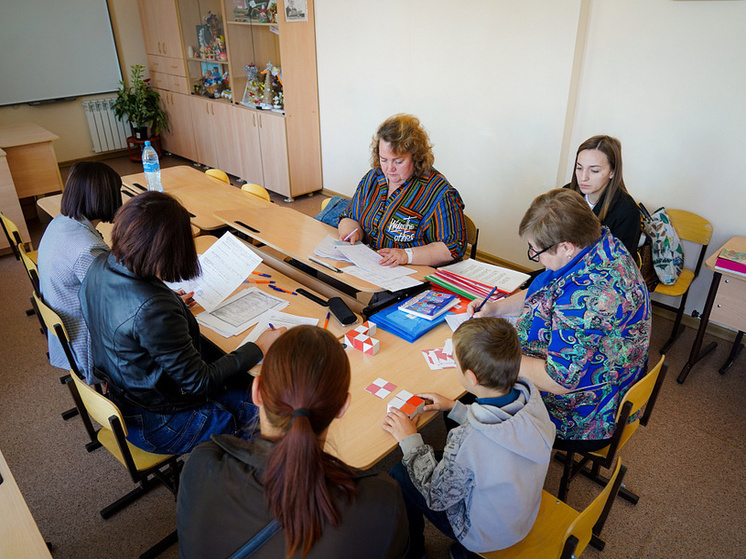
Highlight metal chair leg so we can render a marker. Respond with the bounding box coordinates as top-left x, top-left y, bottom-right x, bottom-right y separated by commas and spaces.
139, 530, 178, 559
